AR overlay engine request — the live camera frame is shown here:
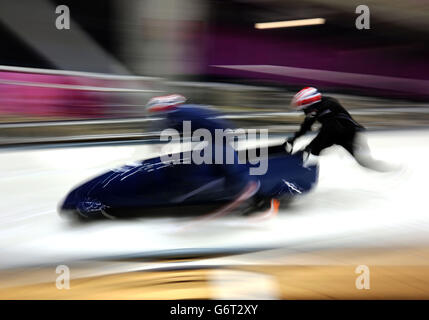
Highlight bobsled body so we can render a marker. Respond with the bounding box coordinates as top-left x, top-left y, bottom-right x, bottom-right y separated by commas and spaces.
59, 145, 318, 219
